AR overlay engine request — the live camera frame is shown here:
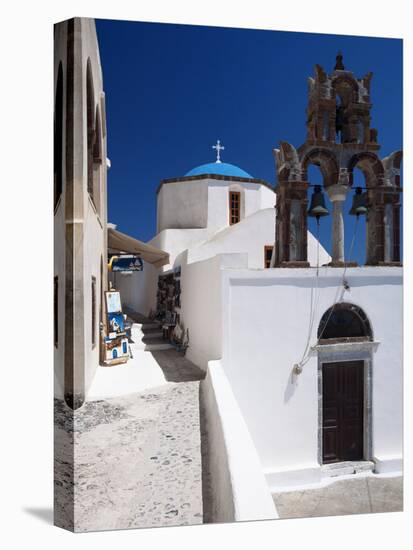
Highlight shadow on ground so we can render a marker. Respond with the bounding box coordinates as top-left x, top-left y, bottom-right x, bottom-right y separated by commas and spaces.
23, 507, 54, 524
151, 349, 206, 383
